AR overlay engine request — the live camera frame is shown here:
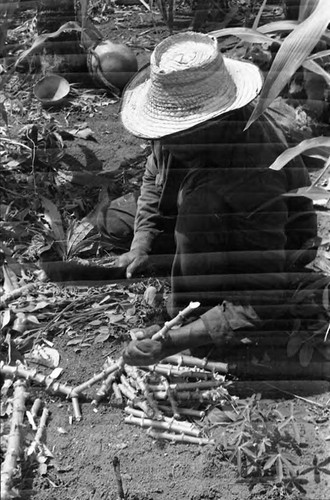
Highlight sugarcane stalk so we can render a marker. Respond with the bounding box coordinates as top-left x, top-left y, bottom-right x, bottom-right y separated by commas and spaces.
147, 428, 214, 446
25, 410, 37, 430
26, 397, 43, 430
124, 365, 160, 417
162, 377, 180, 419
73, 361, 122, 395
149, 380, 224, 392
118, 382, 154, 416
162, 354, 228, 374
112, 382, 123, 405
152, 301, 200, 341
124, 414, 202, 437
158, 405, 206, 419
30, 398, 43, 418
125, 407, 201, 436
72, 397, 82, 421
0, 363, 78, 398
27, 407, 50, 456
1, 380, 27, 500
91, 372, 117, 406
145, 363, 212, 379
